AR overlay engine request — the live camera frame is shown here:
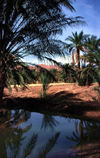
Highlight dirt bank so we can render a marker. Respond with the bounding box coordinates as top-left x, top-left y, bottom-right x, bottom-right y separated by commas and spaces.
3, 83, 100, 121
